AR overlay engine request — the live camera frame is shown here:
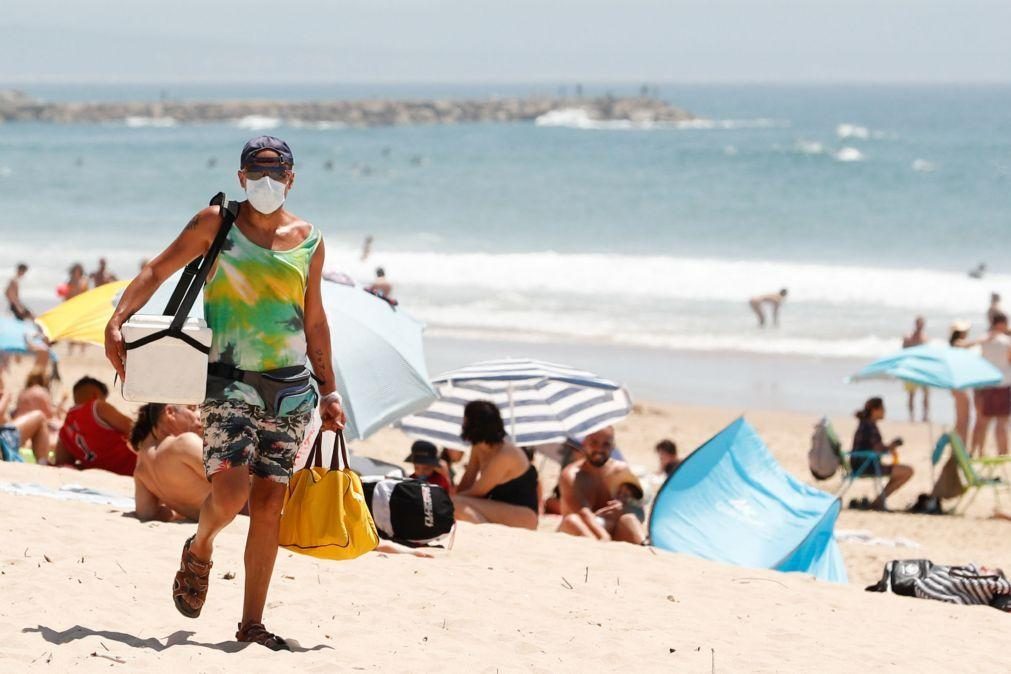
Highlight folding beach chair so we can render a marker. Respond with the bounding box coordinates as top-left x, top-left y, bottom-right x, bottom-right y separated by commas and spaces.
932, 432, 1011, 515
828, 419, 886, 501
